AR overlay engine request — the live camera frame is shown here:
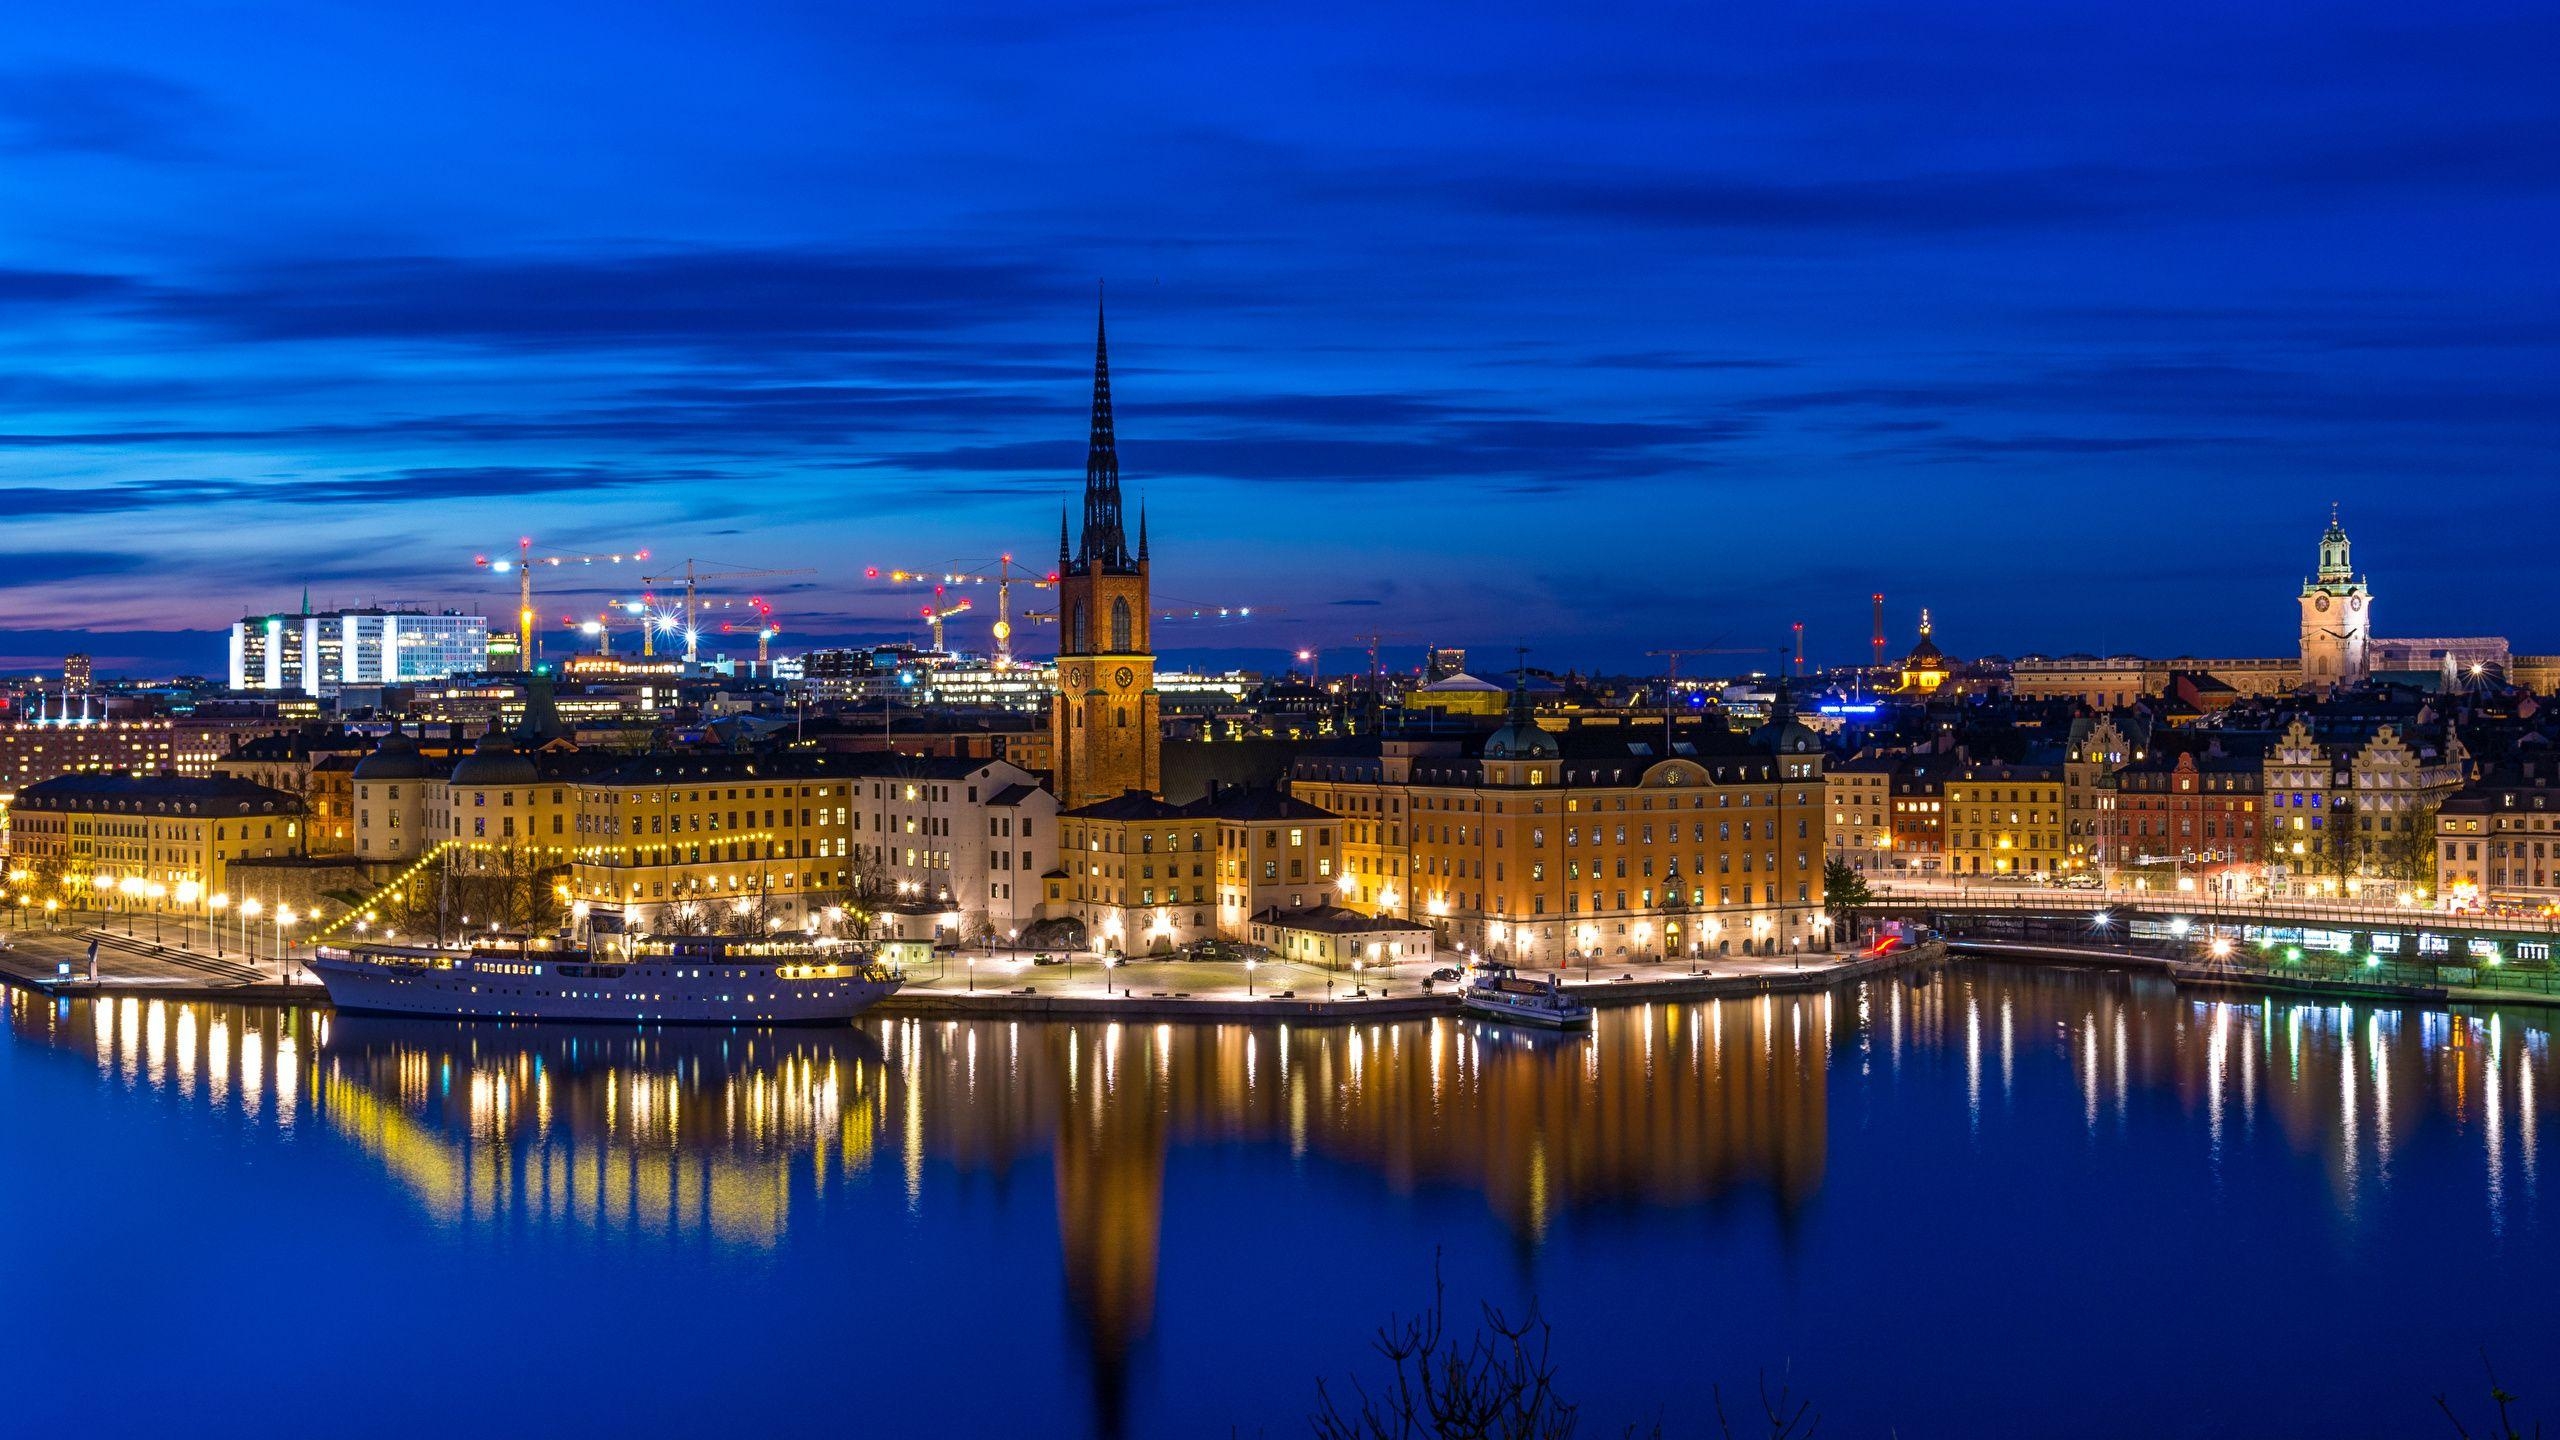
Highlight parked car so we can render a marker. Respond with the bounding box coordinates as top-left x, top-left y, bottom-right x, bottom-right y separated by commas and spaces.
2059, 873, 2102, 890
1429, 966, 1463, 983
